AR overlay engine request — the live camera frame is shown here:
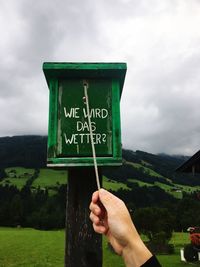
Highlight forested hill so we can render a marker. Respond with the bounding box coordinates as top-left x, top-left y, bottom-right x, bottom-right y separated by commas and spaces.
0, 135, 199, 186
0, 135, 47, 168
